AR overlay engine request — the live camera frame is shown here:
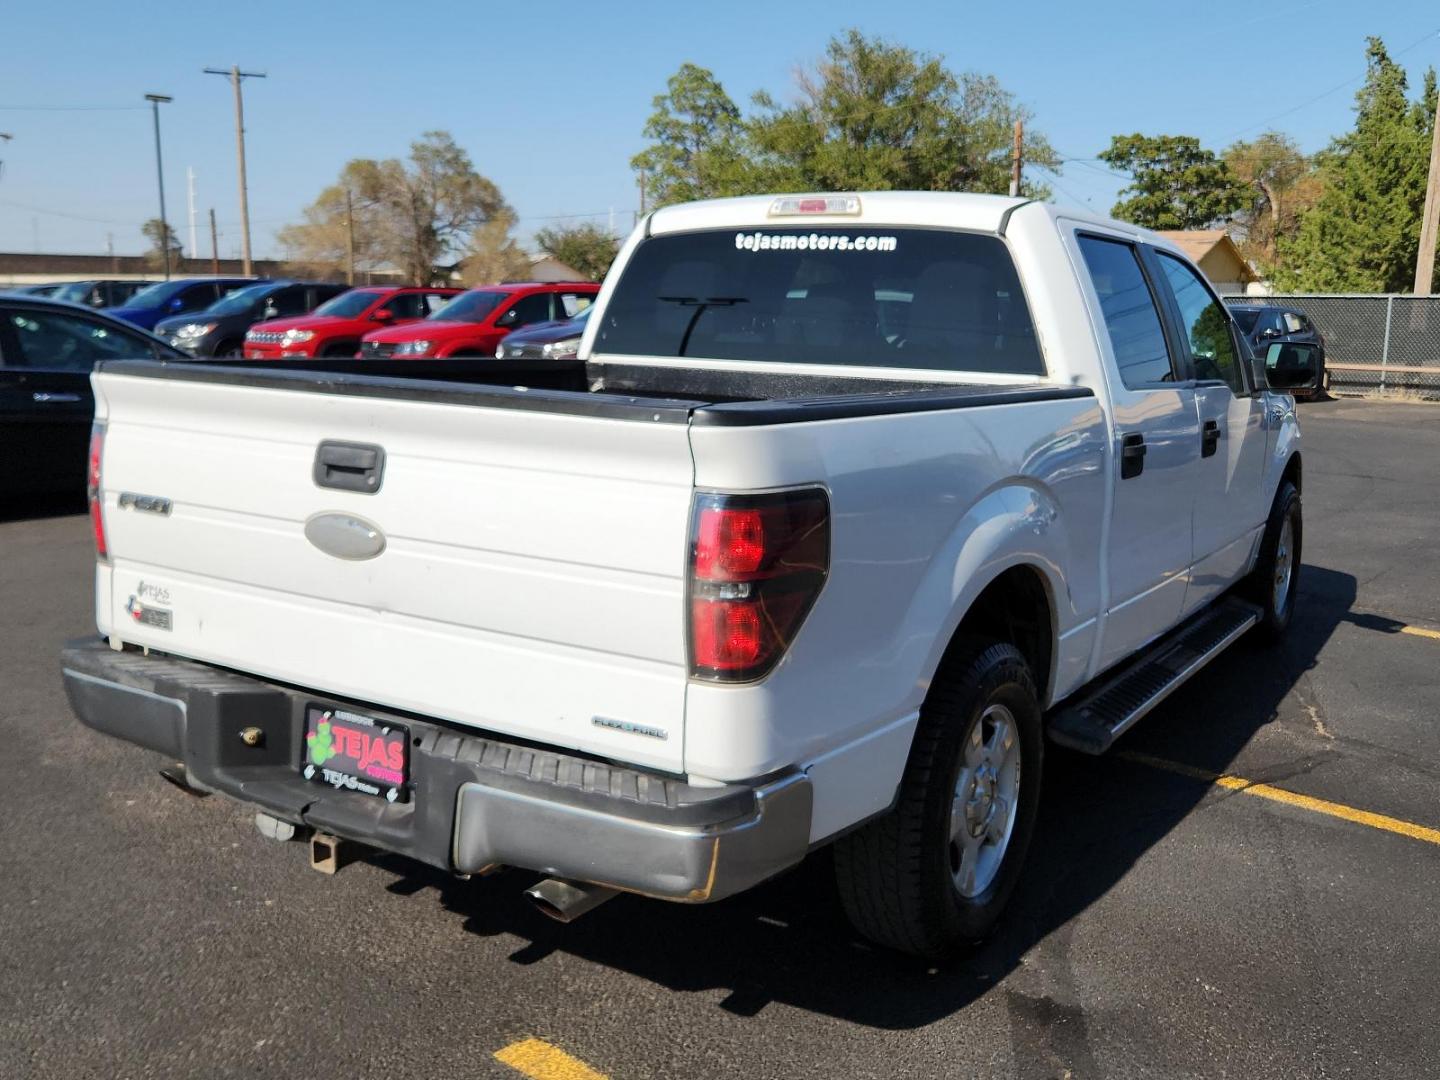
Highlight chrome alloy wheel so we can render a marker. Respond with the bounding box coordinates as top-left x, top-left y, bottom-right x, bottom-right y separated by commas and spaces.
949, 703, 1021, 899
1274, 515, 1294, 613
